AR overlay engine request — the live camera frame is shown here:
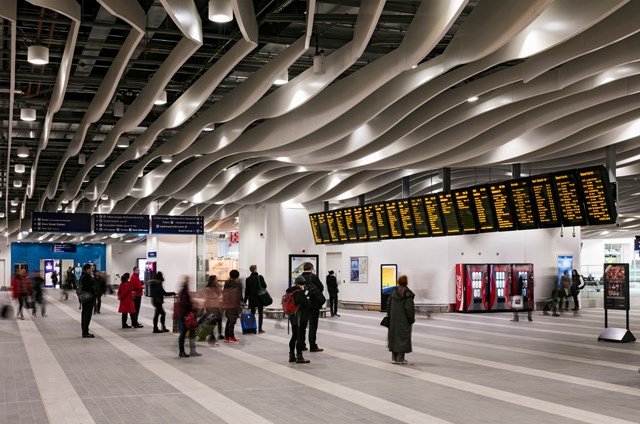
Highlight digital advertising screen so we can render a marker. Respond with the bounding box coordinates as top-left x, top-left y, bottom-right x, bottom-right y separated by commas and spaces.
530, 175, 561, 228
438, 192, 461, 235
508, 179, 538, 230
309, 214, 323, 244
342, 208, 359, 242
603, 263, 629, 310
552, 170, 587, 227
333, 210, 349, 243
424, 195, 445, 236
374, 202, 391, 239
325, 211, 340, 243
380, 264, 398, 312
363, 205, 379, 240
385, 201, 405, 239
471, 185, 497, 232
489, 183, 516, 231
453, 189, 478, 234
409, 197, 430, 237
577, 166, 617, 225
352, 206, 369, 241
